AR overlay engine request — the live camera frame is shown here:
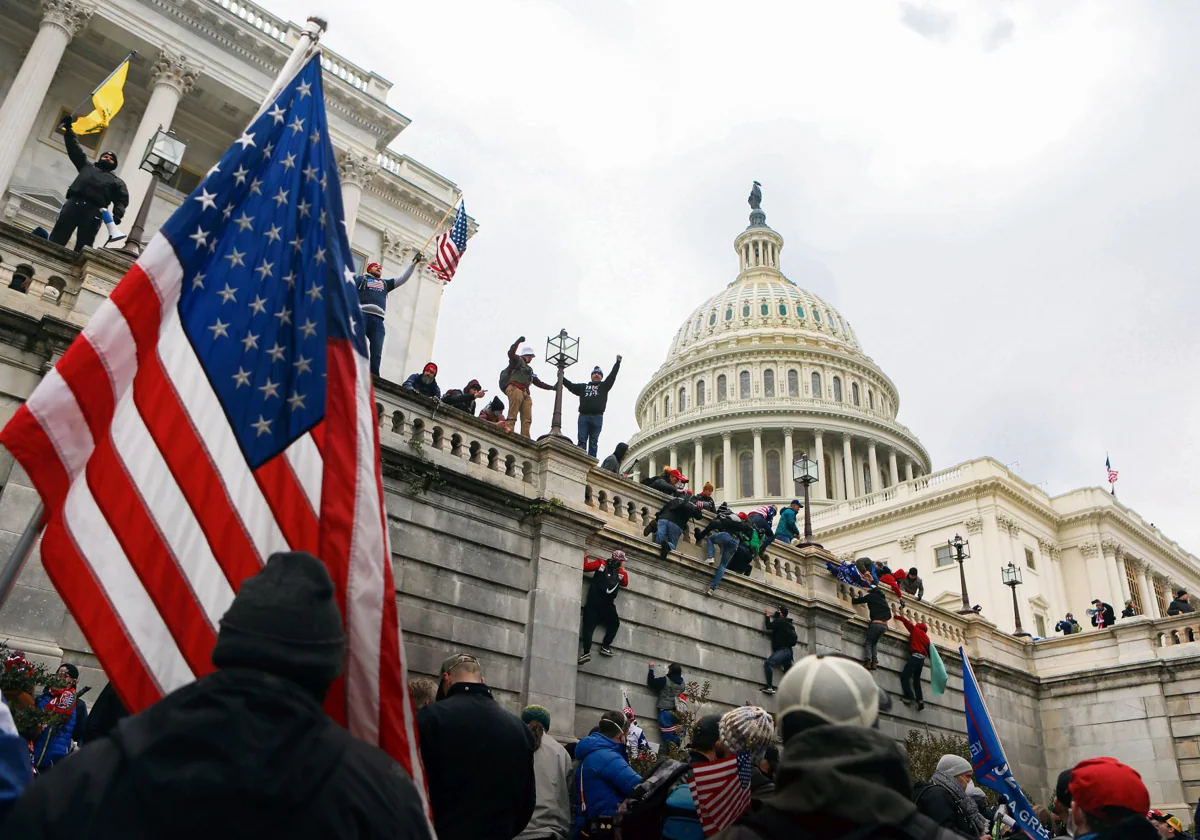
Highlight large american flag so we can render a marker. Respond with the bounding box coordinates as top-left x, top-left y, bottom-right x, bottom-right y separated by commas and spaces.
0, 53, 426, 811
687, 752, 754, 836
428, 200, 467, 283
